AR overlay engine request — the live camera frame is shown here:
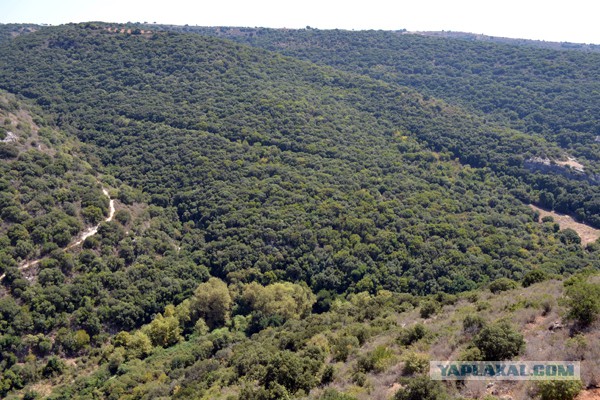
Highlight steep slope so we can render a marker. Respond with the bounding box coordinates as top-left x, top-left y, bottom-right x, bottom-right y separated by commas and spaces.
0, 24, 593, 295
0, 24, 598, 399
0, 91, 109, 277
184, 27, 600, 166
110, 25, 600, 227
